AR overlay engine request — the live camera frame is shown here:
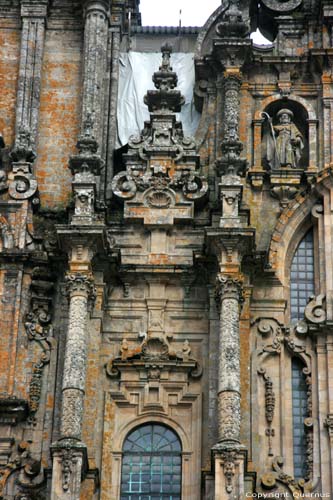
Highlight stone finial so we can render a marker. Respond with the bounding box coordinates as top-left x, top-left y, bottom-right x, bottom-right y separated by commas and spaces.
144, 45, 185, 112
